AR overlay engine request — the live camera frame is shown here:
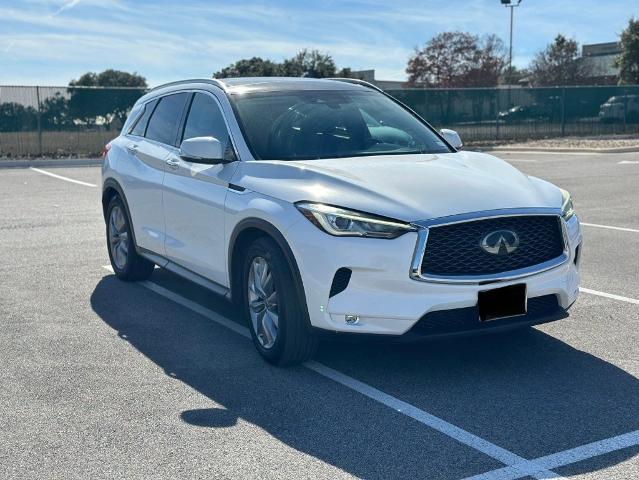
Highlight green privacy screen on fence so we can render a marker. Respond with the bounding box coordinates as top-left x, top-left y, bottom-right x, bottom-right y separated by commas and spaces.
1, 84, 638, 157
388, 85, 639, 143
